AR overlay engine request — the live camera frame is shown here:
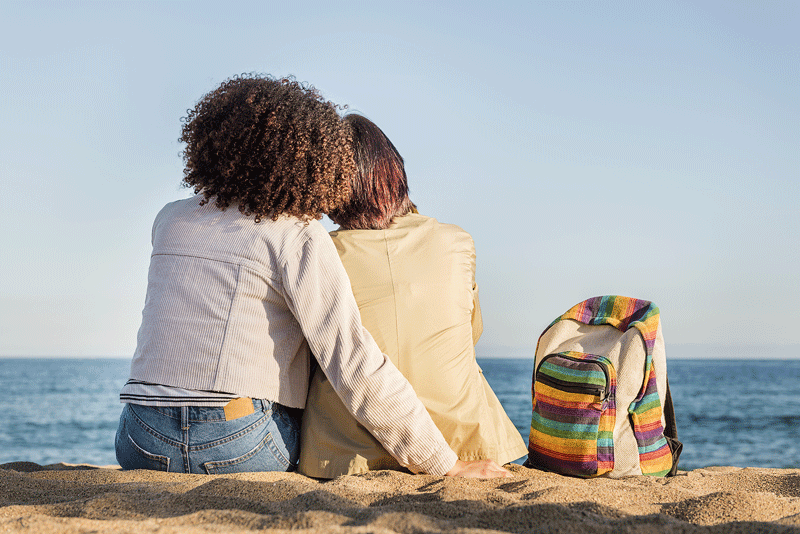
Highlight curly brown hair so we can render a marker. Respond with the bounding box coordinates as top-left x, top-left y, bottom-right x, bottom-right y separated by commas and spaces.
179, 74, 354, 222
